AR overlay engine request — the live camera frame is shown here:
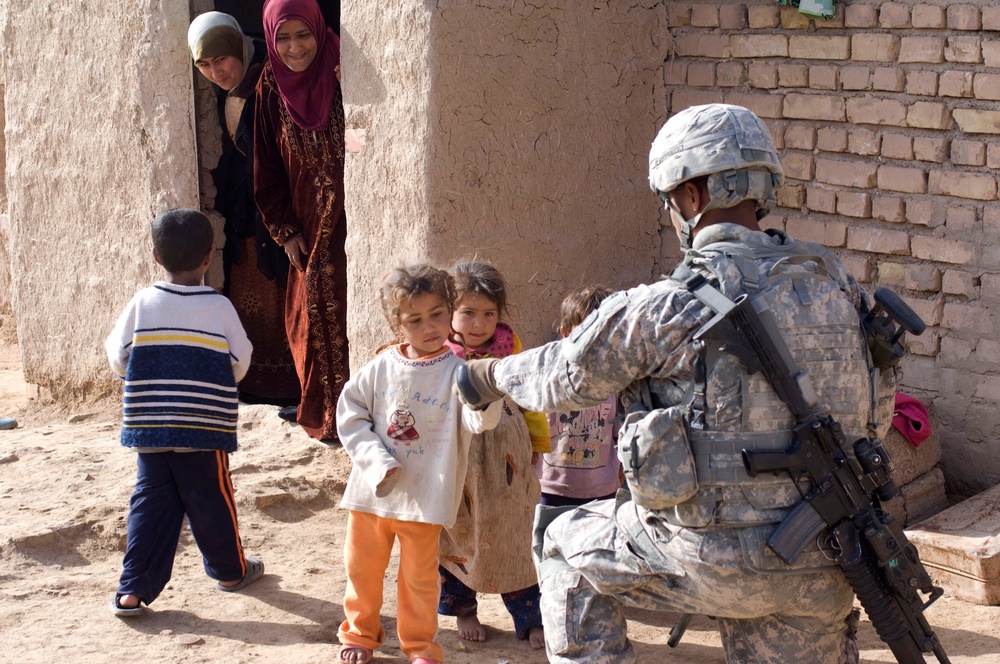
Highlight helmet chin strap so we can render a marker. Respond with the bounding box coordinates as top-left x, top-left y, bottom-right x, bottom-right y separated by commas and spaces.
664, 196, 710, 251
